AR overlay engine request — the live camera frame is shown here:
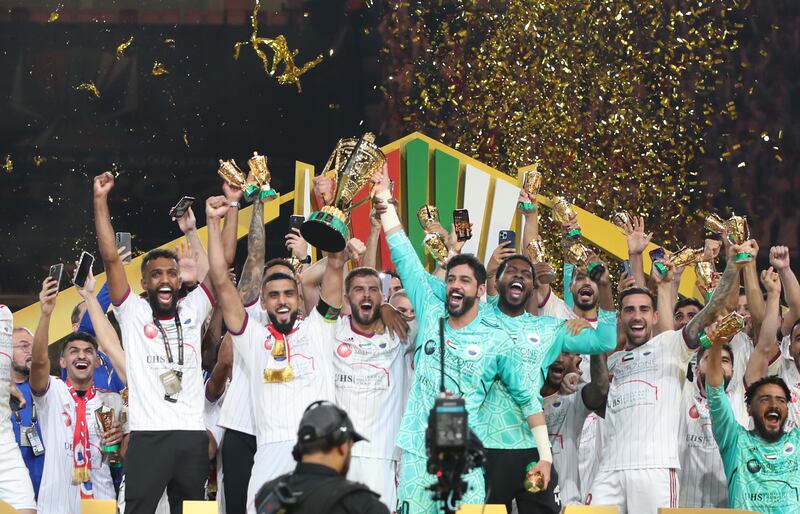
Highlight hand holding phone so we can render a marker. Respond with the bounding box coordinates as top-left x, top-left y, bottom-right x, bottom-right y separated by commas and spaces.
648, 247, 669, 278
289, 215, 305, 232
453, 209, 472, 242
116, 232, 132, 264
73, 251, 95, 288
498, 230, 516, 250
169, 196, 195, 219
48, 263, 64, 289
